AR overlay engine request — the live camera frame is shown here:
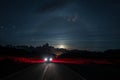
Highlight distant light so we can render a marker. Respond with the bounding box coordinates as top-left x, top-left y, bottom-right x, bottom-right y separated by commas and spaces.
49, 58, 53, 61
59, 45, 65, 48
44, 58, 48, 61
